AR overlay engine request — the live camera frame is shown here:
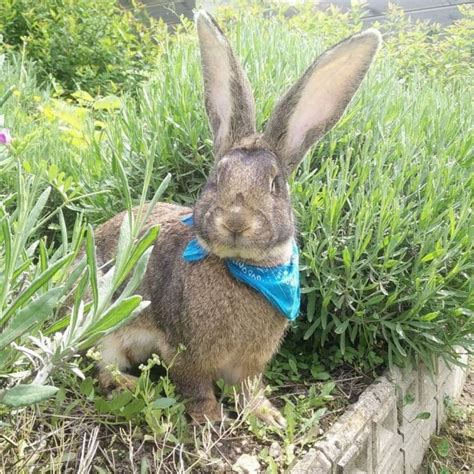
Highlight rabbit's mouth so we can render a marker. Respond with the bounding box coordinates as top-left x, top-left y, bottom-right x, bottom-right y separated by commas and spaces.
196, 234, 292, 264
196, 233, 258, 259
